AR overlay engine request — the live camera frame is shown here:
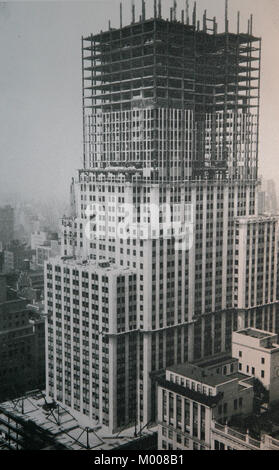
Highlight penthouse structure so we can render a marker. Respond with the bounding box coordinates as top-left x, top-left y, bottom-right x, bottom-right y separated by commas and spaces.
46, 0, 279, 433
